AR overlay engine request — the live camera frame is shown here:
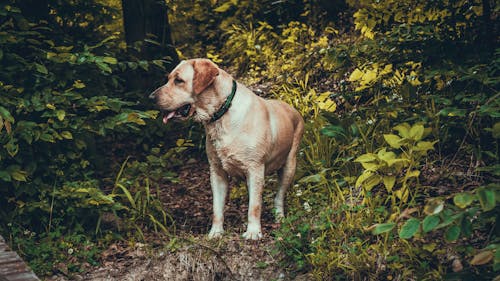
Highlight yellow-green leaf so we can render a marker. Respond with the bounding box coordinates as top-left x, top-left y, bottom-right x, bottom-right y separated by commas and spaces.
409, 124, 424, 141
56, 110, 66, 121
349, 68, 364, 81
453, 192, 474, 209
414, 141, 436, 152
384, 134, 402, 148
355, 153, 377, 163
378, 148, 396, 162
407, 170, 420, 178
361, 162, 379, 171
102, 56, 118, 64
383, 176, 396, 192
60, 131, 73, 139
393, 123, 411, 138
356, 170, 373, 188
361, 69, 377, 84
73, 80, 86, 89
